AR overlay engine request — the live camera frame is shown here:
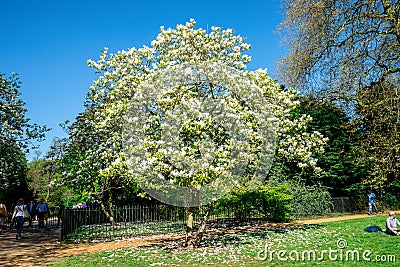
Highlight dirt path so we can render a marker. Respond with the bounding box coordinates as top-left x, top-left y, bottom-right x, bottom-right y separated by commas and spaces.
299, 211, 386, 224
0, 229, 62, 267
0, 212, 389, 267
